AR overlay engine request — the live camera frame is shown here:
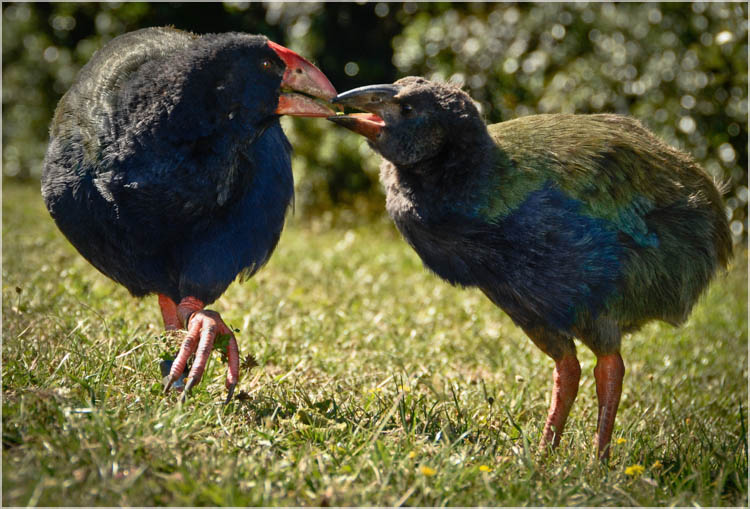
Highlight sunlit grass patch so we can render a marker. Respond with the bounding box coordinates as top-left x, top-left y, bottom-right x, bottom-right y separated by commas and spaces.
3, 182, 747, 506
